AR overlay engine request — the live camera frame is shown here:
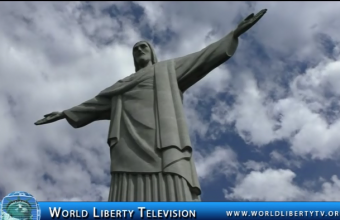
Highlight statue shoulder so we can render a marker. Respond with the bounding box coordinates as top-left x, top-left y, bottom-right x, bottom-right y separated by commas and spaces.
118, 73, 135, 82
154, 59, 175, 69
